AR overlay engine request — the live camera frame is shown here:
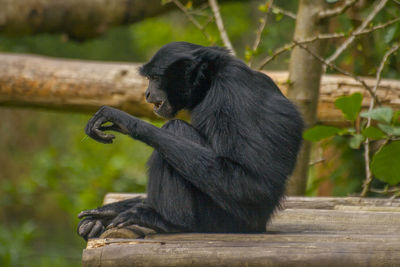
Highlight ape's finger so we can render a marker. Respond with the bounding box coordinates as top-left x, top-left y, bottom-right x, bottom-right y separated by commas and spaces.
78, 220, 94, 237
94, 128, 115, 141
87, 220, 105, 239
78, 208, 118, 219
